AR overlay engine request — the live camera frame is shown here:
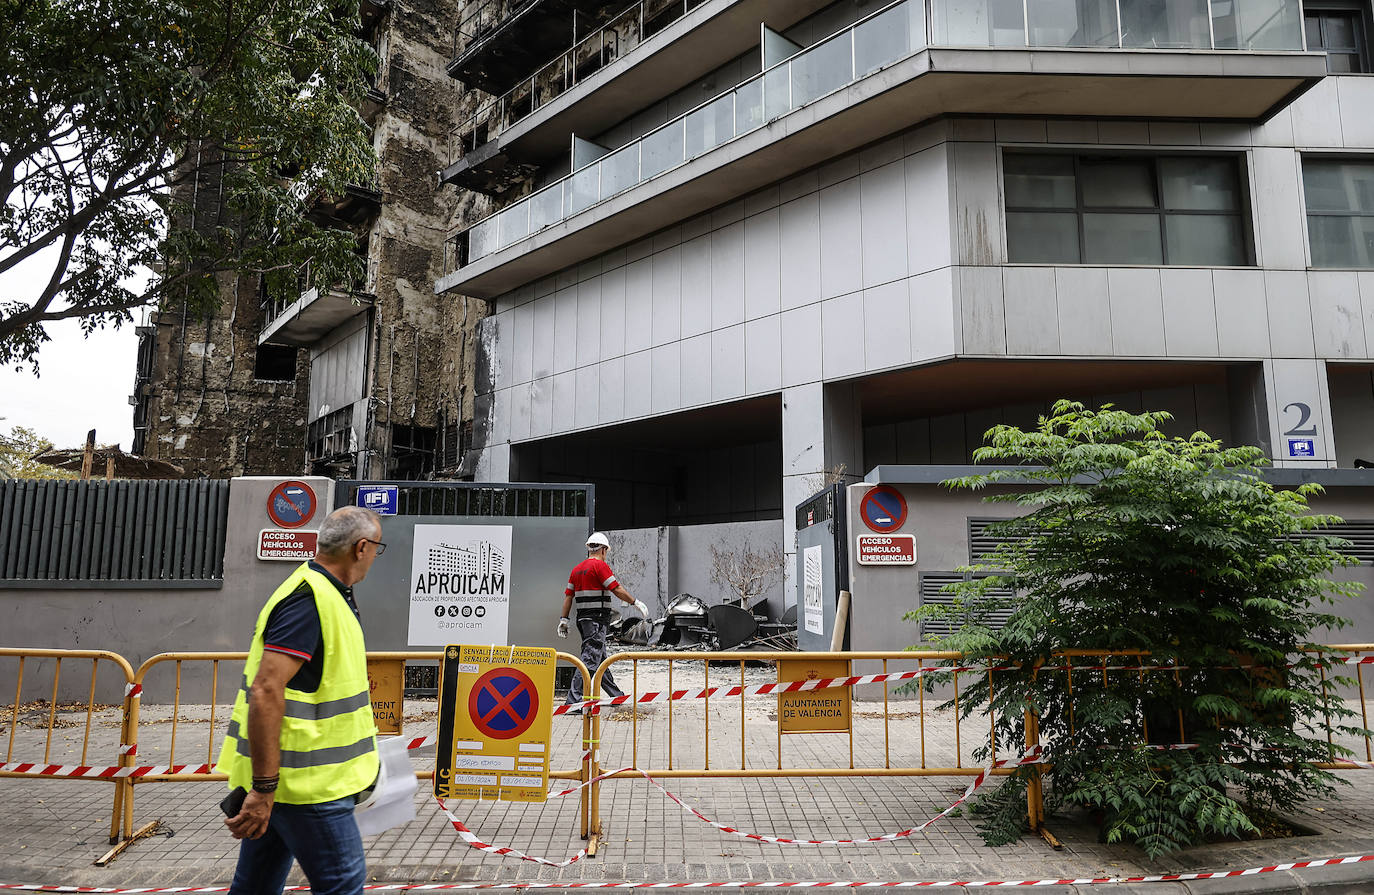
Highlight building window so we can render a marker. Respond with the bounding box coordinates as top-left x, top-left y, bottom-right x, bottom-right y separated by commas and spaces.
1004, 152, 1250, 266
253, 344, 298, 381
1303, 158, 1374, 268
1305, 3, 1369, 72
308, 406, 354, 469
388, 424, 437, 480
